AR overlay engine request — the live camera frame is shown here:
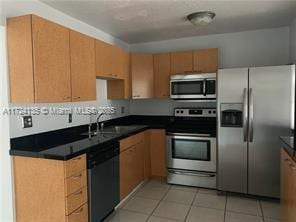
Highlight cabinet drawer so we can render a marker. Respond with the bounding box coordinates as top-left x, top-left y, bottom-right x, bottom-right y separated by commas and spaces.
66, 186, 88, 215
120, 132, 144, 152
66, 203, 88, 222
65, 170, 87, 196
64, 154, 86, 178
